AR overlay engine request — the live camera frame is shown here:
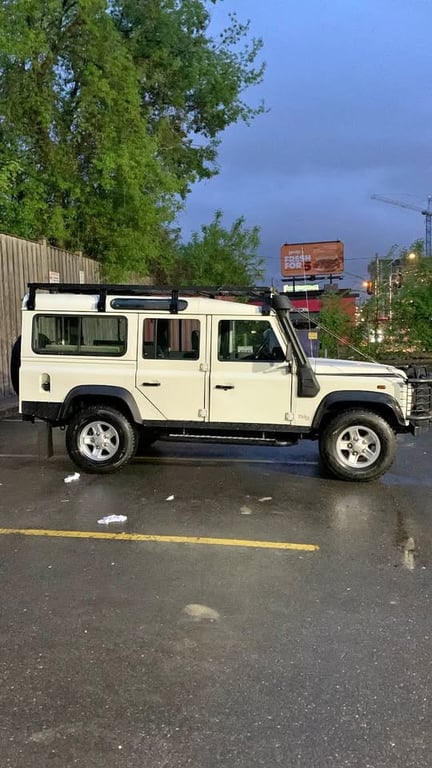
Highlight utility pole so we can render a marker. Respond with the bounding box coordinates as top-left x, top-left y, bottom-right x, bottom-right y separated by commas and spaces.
375, 253, 380, 342
388, 266, 393, 322
426, 196, 432, 257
